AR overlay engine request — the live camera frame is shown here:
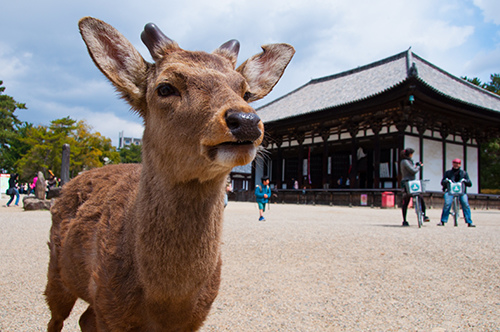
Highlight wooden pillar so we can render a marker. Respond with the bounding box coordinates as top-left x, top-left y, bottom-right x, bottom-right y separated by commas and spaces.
370, 120, 382, 189
321, 128, 330, 189
440, 123, 449, 176
251, 159, 256, 189
477, 135, 483, 191
295, 132, 305, 188
417, 123, 426, 180
395, 121, 407, 188
373, 133, 381, 189
461, 129, 469, 171
348, 124, 359, 188
276, 146, 283, 188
